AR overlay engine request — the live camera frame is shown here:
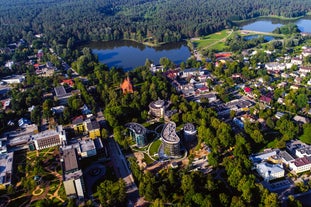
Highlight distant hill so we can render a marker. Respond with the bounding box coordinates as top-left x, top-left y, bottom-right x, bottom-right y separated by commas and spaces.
0, 0, 310, 45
